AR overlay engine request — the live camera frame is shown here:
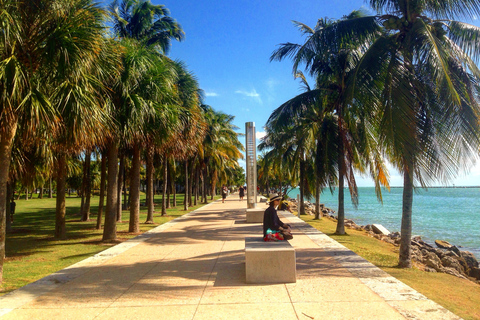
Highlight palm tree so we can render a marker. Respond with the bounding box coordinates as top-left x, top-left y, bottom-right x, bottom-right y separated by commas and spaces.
200, 106, 244, 201
350, 0, 480, 267
108, 0, 184, 232
0, 0, 112, 281
270, 12, 389, 234
109, 0, 184, 54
